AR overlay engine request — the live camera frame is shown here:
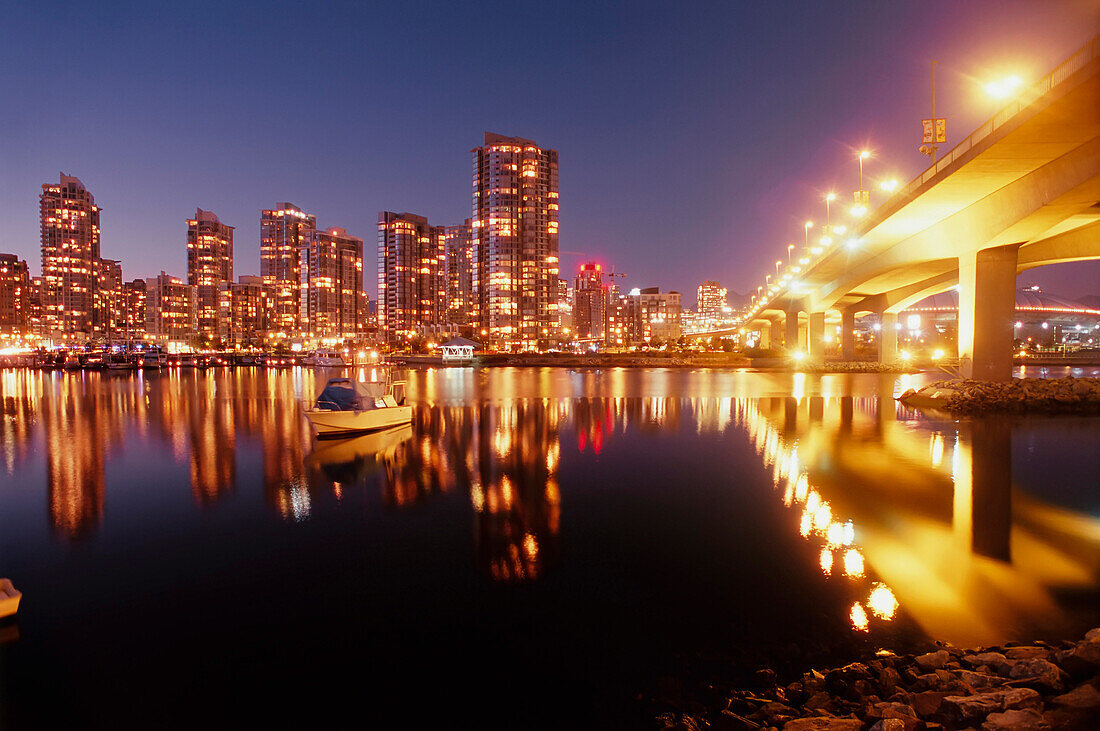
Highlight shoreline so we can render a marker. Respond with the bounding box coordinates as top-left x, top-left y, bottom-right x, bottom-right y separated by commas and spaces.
660, 629, 1100, 730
